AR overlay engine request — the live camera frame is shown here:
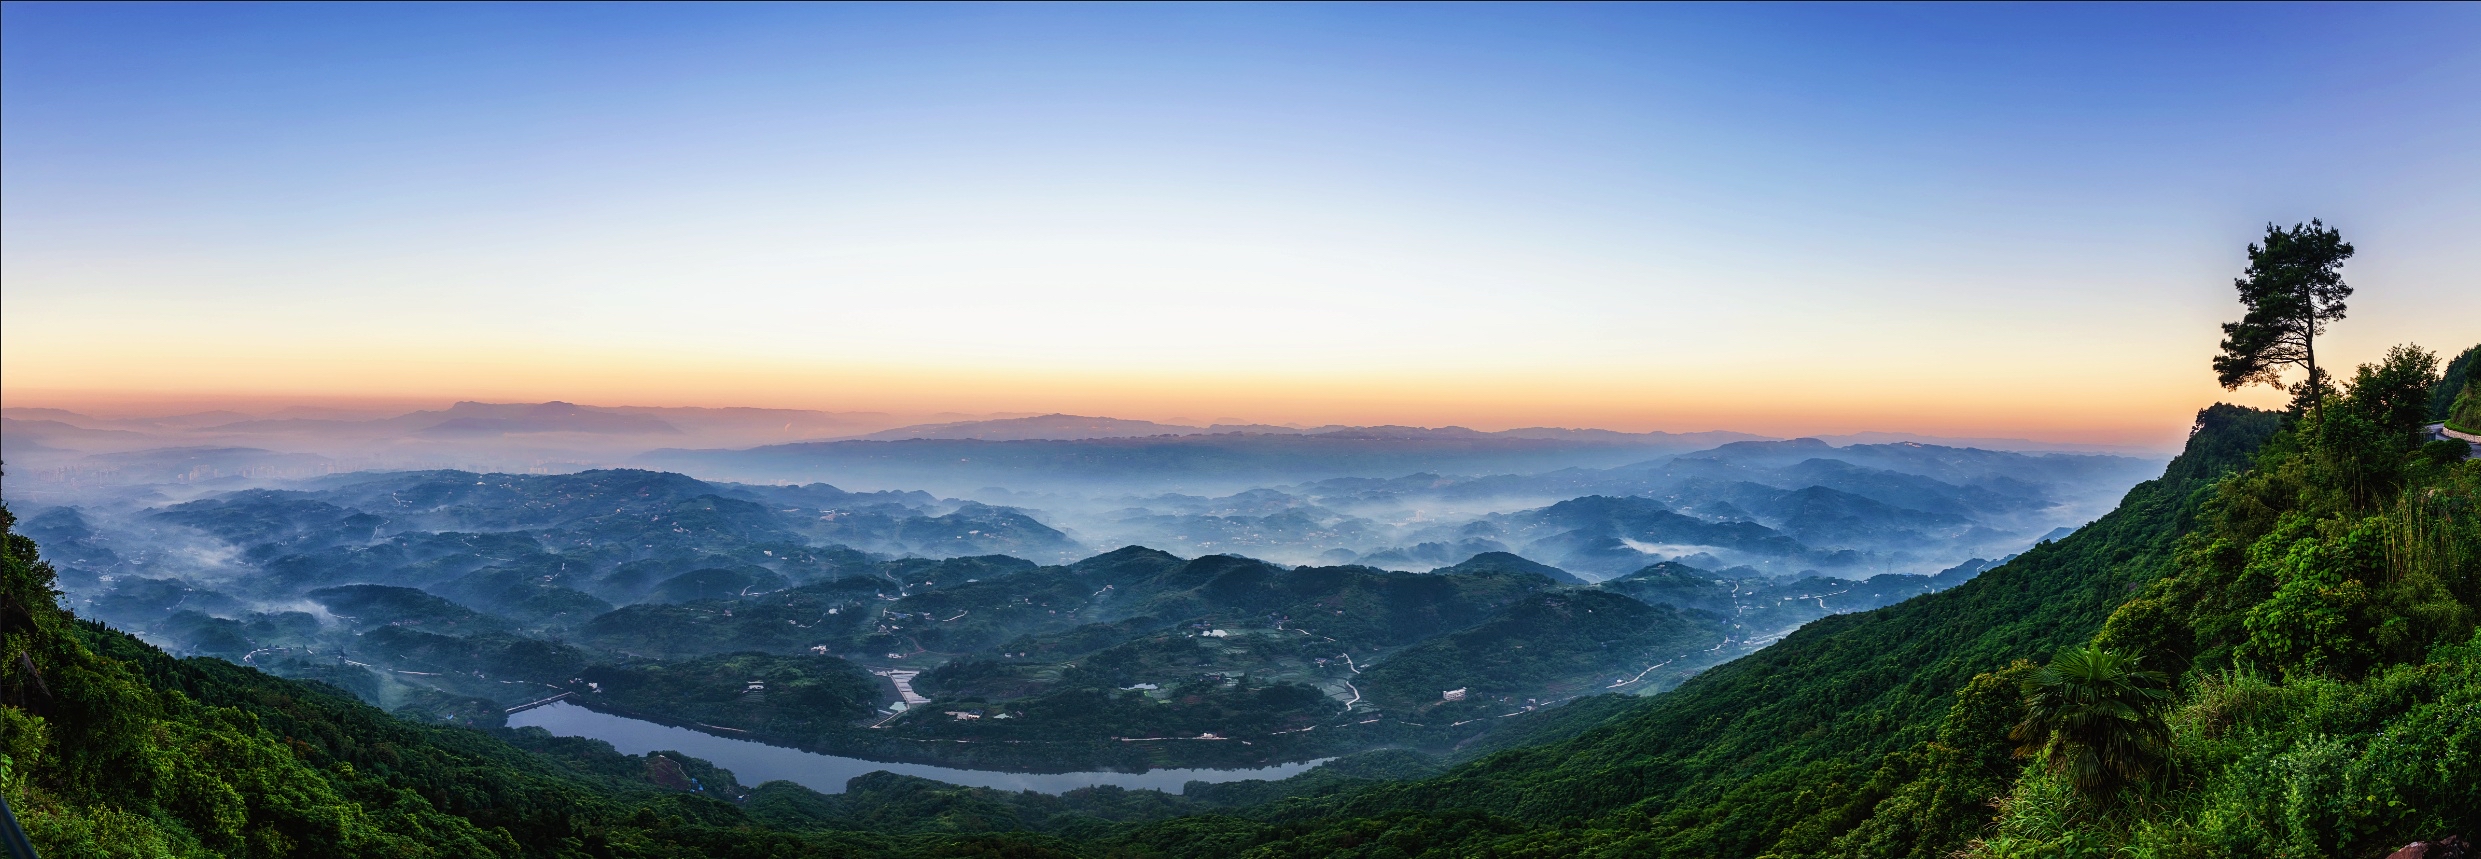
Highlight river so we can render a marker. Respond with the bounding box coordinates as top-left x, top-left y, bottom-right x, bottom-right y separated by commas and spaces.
506, 701, 1332, 795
